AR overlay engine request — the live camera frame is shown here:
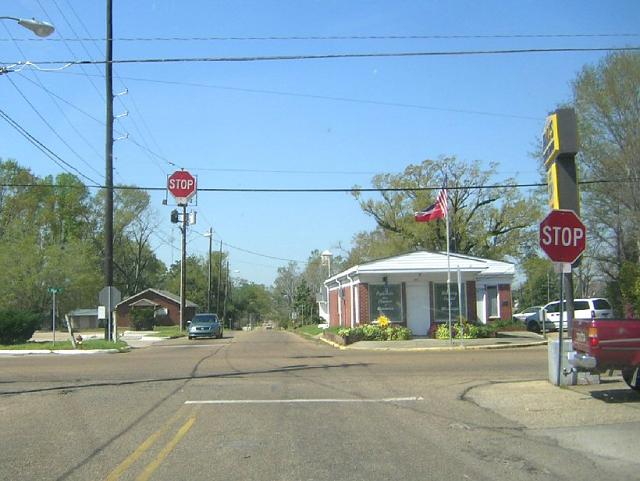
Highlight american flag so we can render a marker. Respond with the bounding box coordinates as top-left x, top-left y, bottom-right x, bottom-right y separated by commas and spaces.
415, 187, 448, 222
